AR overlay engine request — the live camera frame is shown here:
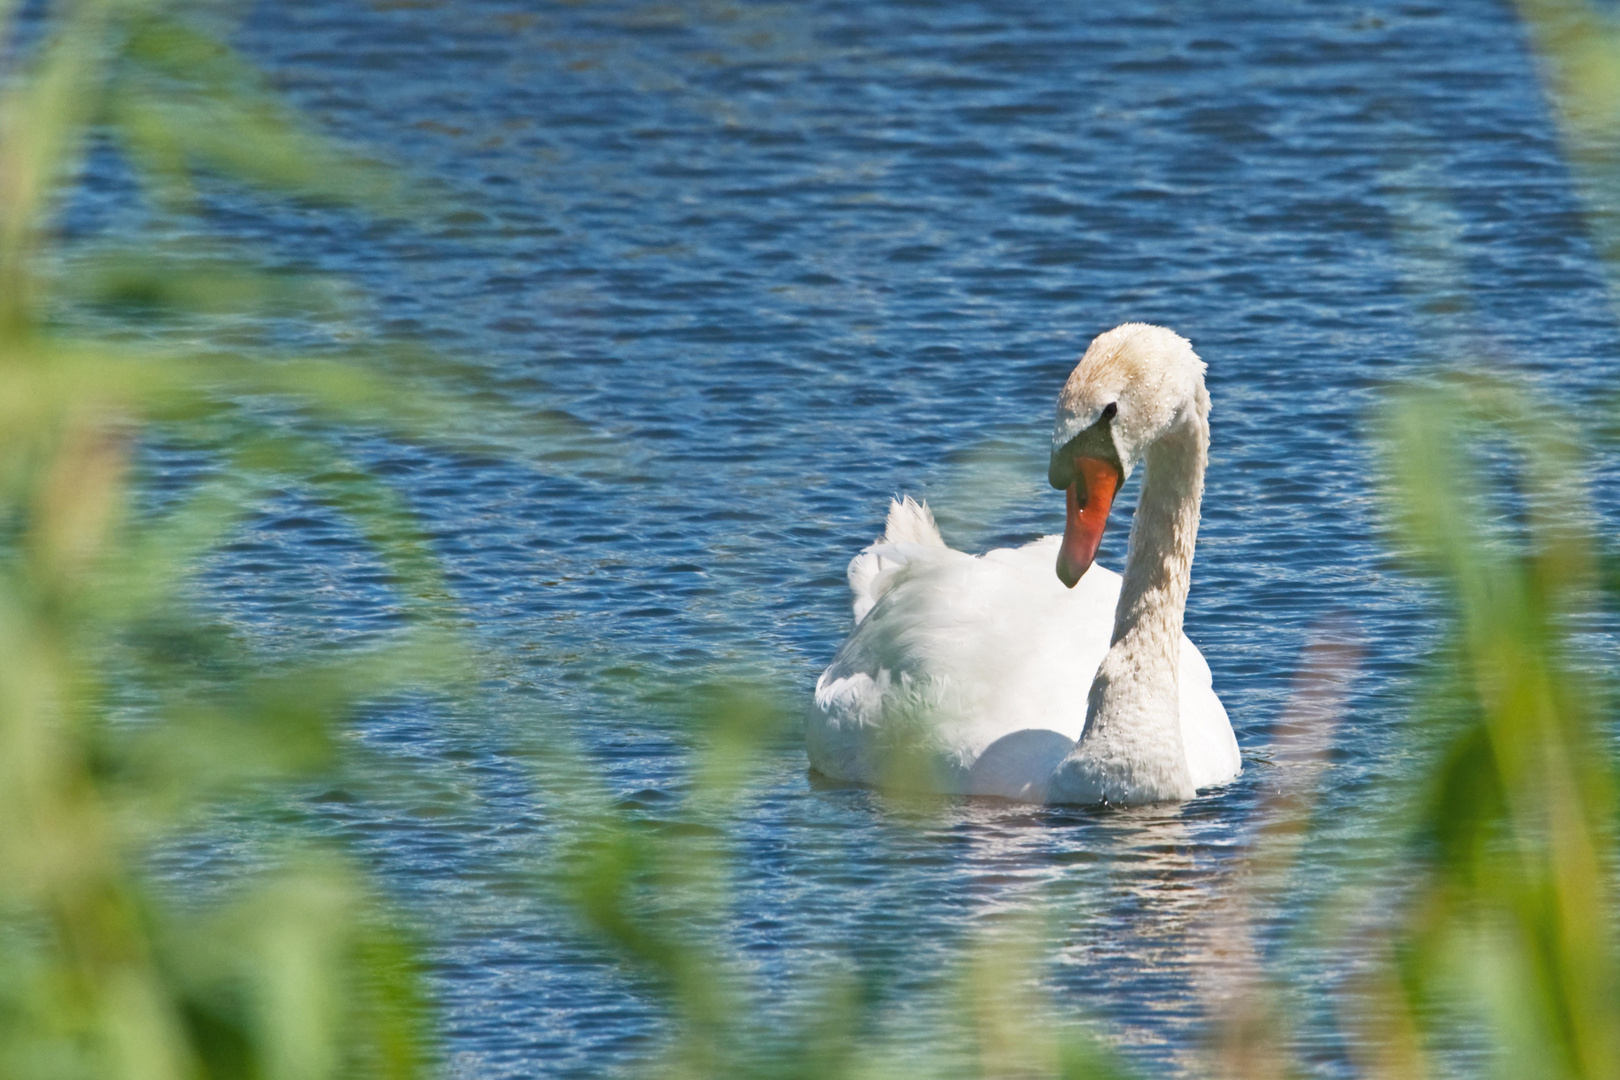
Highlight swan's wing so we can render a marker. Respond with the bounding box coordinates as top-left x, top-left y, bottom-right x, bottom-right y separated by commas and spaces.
816, 536, 971, 786
813, 537, 1119, 790
882, 495, 944, 547
846, 496, 946, 623
1178, 635, 1241, 790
